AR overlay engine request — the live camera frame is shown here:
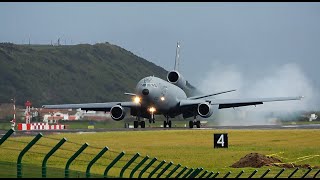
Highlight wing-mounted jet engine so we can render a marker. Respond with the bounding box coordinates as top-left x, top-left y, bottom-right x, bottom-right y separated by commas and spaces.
110, 105, 126, 120
197, 102, 213, 118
